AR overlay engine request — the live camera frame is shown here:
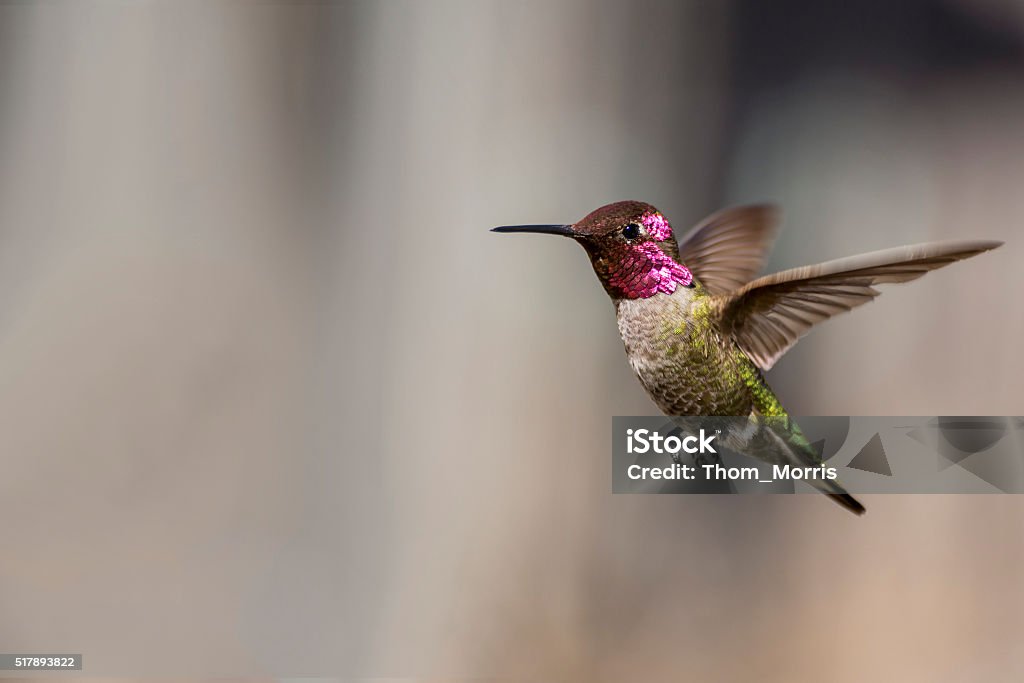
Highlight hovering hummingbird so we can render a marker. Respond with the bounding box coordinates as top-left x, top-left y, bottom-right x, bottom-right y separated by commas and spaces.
493, 201, 1002, 515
